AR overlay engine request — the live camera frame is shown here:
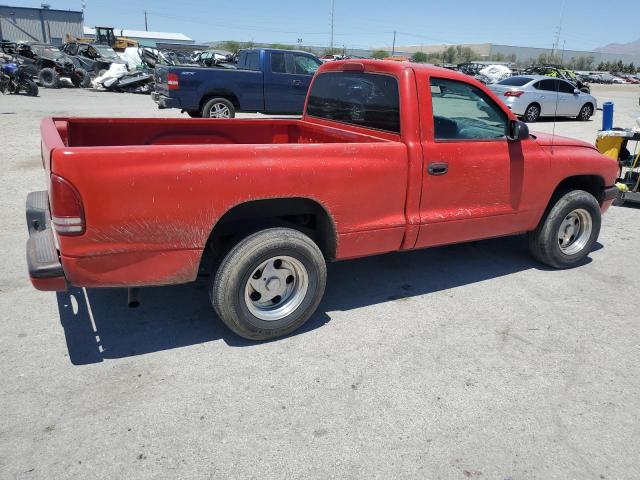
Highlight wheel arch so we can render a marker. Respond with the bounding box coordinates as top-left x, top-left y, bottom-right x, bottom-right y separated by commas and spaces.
524, 102, 541, 119
200, 197, 338, 273
549, 174, 606, 206
199, 90, 240, 111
